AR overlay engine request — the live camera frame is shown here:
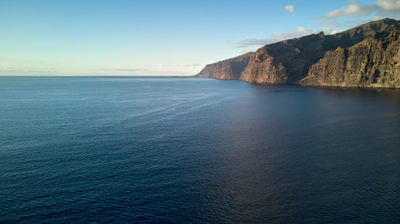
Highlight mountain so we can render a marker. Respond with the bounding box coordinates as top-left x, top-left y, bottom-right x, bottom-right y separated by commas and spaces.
195, 18, 400, 88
